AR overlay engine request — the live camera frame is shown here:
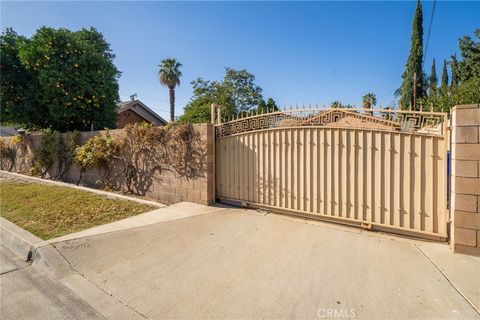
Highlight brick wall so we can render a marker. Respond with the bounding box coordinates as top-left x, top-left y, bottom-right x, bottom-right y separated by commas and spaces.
2, 124, 215, 206
117, 110, 150, 129
451, 104, 480, 256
